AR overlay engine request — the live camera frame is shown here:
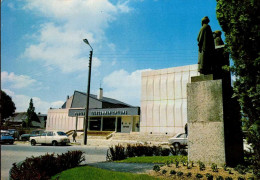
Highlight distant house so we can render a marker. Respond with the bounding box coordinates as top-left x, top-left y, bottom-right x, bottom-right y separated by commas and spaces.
4, 112, 47, 128
46, 89, 140, 133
